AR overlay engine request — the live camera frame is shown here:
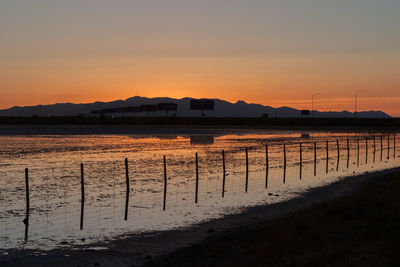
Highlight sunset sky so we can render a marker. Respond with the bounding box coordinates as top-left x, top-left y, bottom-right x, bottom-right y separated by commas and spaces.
1, 0, 399, 116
